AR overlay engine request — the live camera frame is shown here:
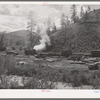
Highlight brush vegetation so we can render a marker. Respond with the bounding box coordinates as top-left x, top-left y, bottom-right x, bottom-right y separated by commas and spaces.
0, 55, 99, 89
